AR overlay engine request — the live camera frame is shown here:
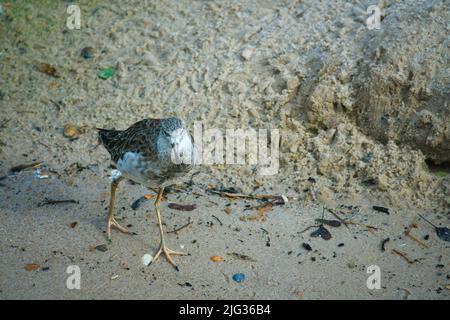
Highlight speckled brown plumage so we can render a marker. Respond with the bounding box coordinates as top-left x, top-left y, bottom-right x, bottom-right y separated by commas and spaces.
96, 117, 195, 270
98, 117, 194, 187
98, 118, 164, 163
